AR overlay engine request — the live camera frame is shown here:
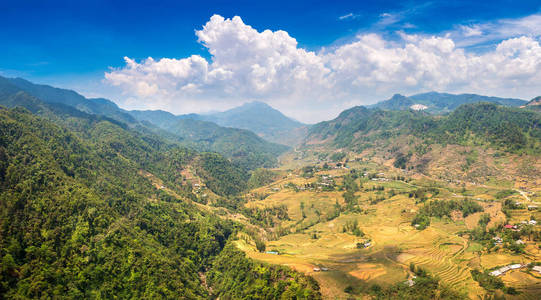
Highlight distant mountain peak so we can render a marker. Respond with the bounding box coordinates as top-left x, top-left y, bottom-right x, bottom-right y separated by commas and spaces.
193, 101, 305, 145
242, 101, 272, 107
